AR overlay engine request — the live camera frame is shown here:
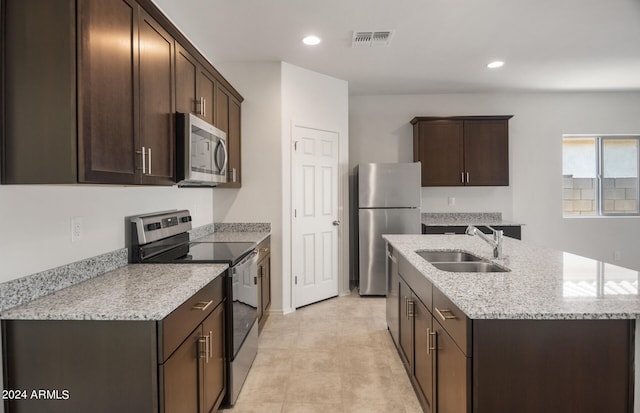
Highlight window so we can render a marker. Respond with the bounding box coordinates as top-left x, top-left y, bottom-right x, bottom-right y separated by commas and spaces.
563, 135, 639, 217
